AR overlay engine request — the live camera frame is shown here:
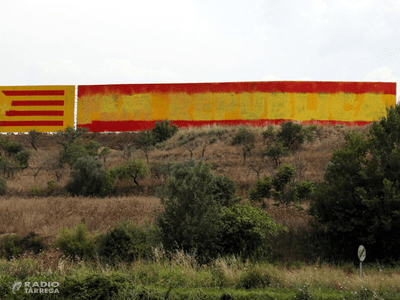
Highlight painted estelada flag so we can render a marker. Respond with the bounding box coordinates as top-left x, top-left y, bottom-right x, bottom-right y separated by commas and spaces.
0, 86, 74, 132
